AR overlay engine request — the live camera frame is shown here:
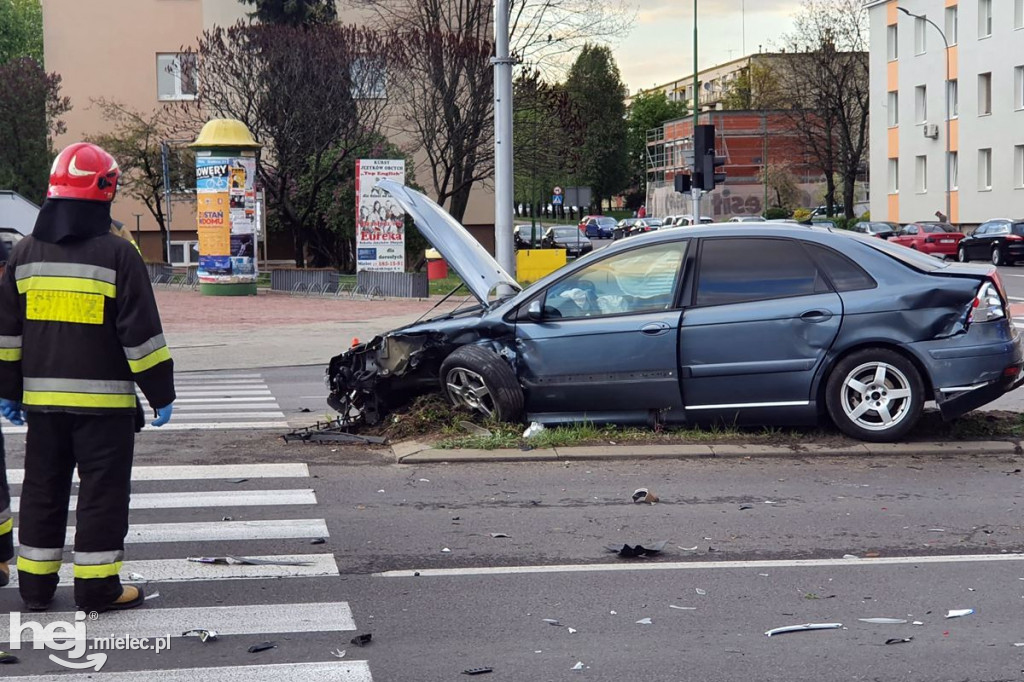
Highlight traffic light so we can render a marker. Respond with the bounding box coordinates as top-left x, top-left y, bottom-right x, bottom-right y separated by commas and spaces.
673, 173, 691, 193
701, 152, 727, 191
693, 124, 726, 191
